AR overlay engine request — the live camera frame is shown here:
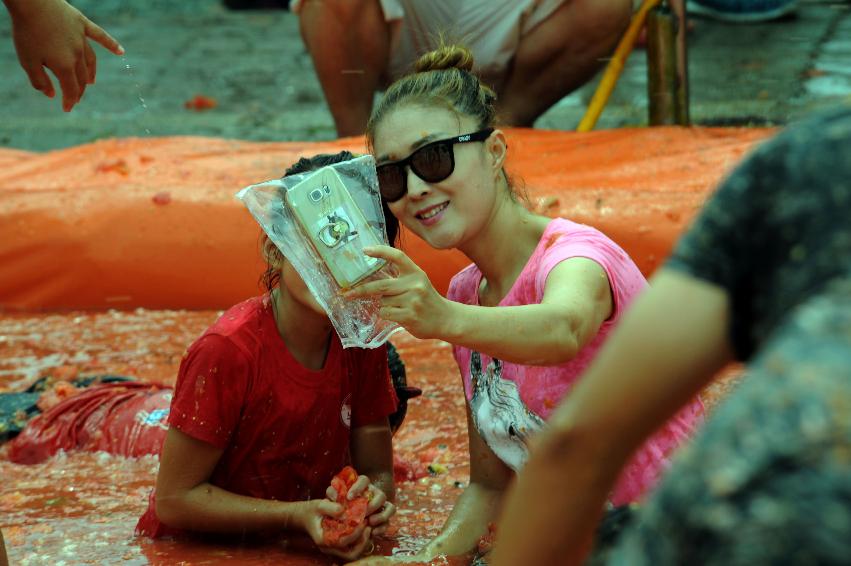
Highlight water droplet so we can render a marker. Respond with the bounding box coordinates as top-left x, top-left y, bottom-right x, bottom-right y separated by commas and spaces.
121, 55, 153, 136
